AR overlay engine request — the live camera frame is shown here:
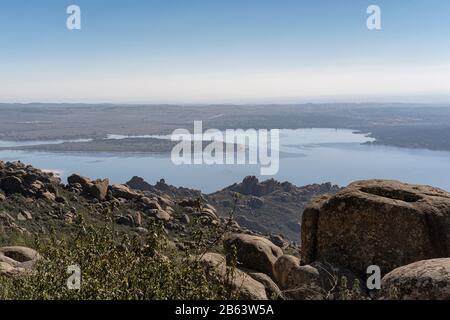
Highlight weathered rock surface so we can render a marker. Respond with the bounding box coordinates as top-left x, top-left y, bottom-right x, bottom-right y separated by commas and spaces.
67, 174, 109, 201
274, 255, 328, 299
149, 209, 172, 222
111, 184, 140, 200
90, 179, 110, 201
224, 233, 283, 279
273, 255, 362, 300
301, 180, 450, 275
141, 197, 162, 210
381, 258, 450, 300
200, 252, 268, 300
67, 174, 91, 186
247, 271, 283, 299
0, 246, 40, 276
